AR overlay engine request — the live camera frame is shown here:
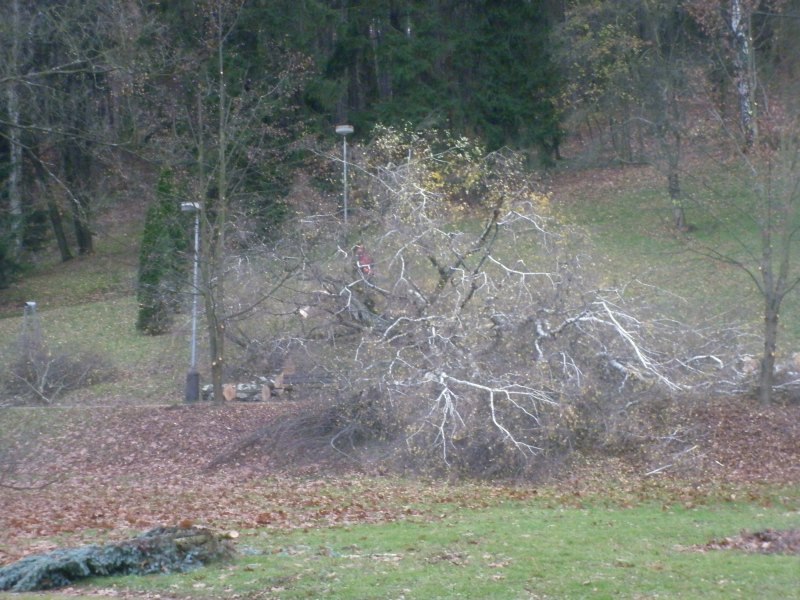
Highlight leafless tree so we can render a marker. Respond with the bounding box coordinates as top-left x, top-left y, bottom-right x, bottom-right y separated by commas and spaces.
223, 129, 741, 474
142, 0, 311, 401
678, 1, 800, 404
681, 117, 800, 405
